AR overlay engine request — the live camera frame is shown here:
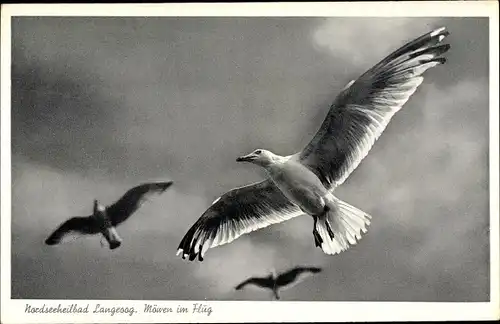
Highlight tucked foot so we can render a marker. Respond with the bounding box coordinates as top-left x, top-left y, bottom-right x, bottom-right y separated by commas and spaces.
313, 217, 323, 247
325, 219, 335, 240
313, 229, 323, 247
